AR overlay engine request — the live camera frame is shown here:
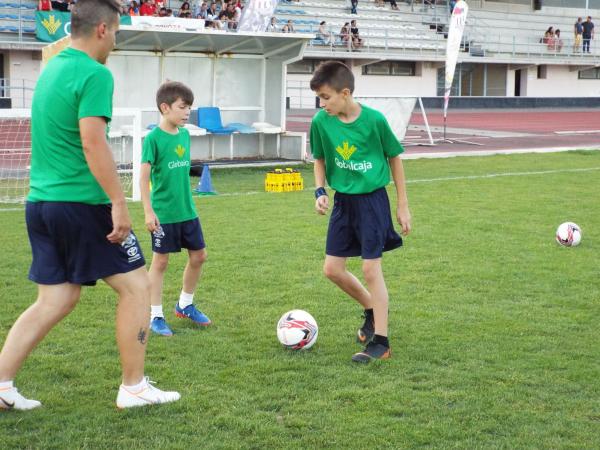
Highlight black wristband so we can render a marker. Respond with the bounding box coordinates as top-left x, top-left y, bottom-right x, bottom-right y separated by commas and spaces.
314, 187, 328, 199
